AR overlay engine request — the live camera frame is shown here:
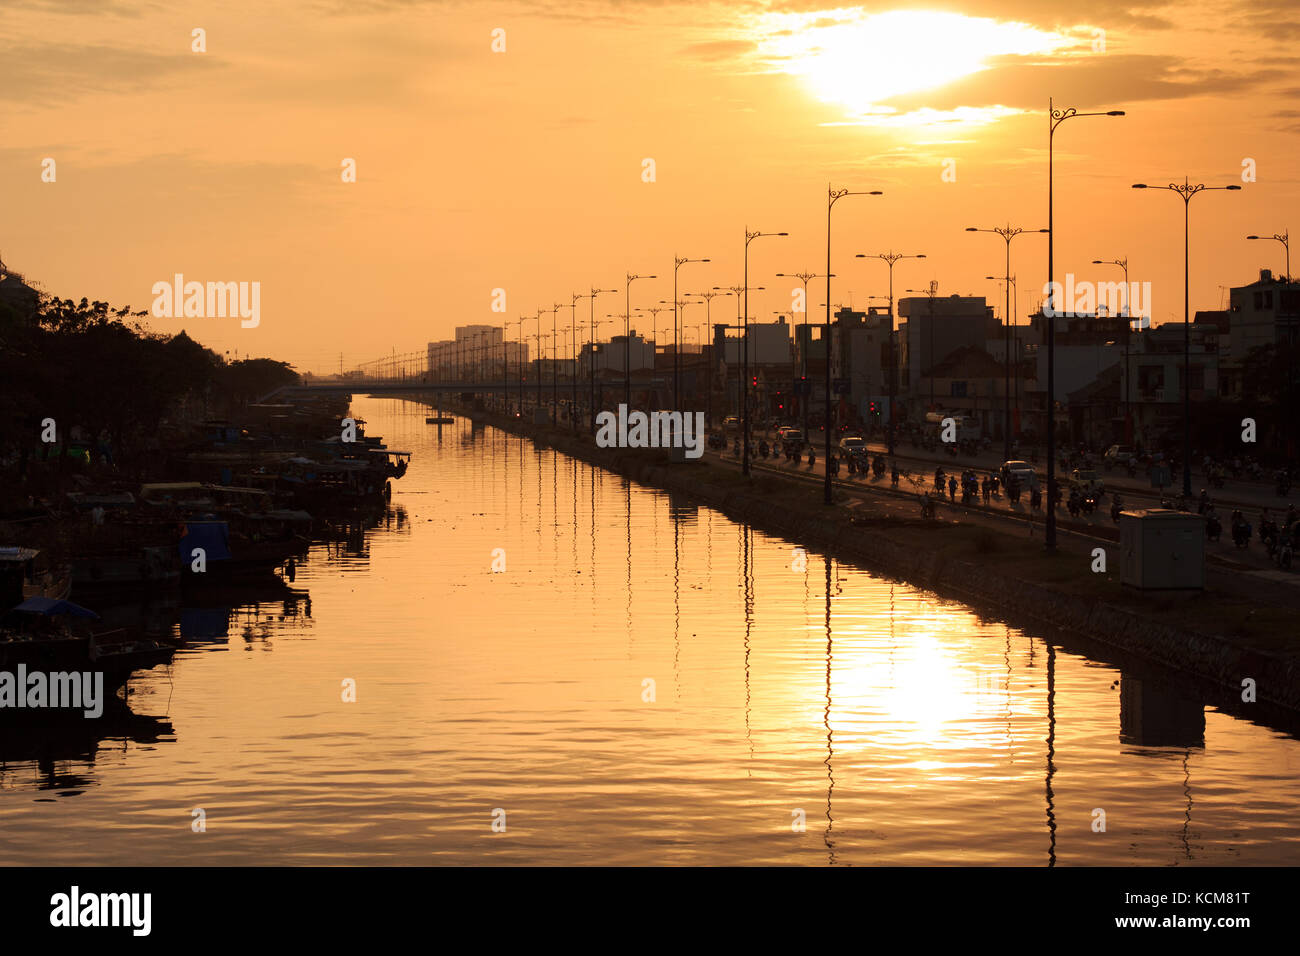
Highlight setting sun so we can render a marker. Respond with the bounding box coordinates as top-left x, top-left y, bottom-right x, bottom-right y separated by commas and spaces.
752, 9, 1074, 124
